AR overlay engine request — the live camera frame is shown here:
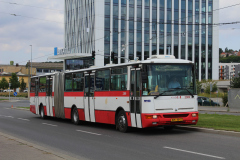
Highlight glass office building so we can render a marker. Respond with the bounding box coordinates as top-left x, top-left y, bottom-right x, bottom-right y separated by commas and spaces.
56, 0, 219, 80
